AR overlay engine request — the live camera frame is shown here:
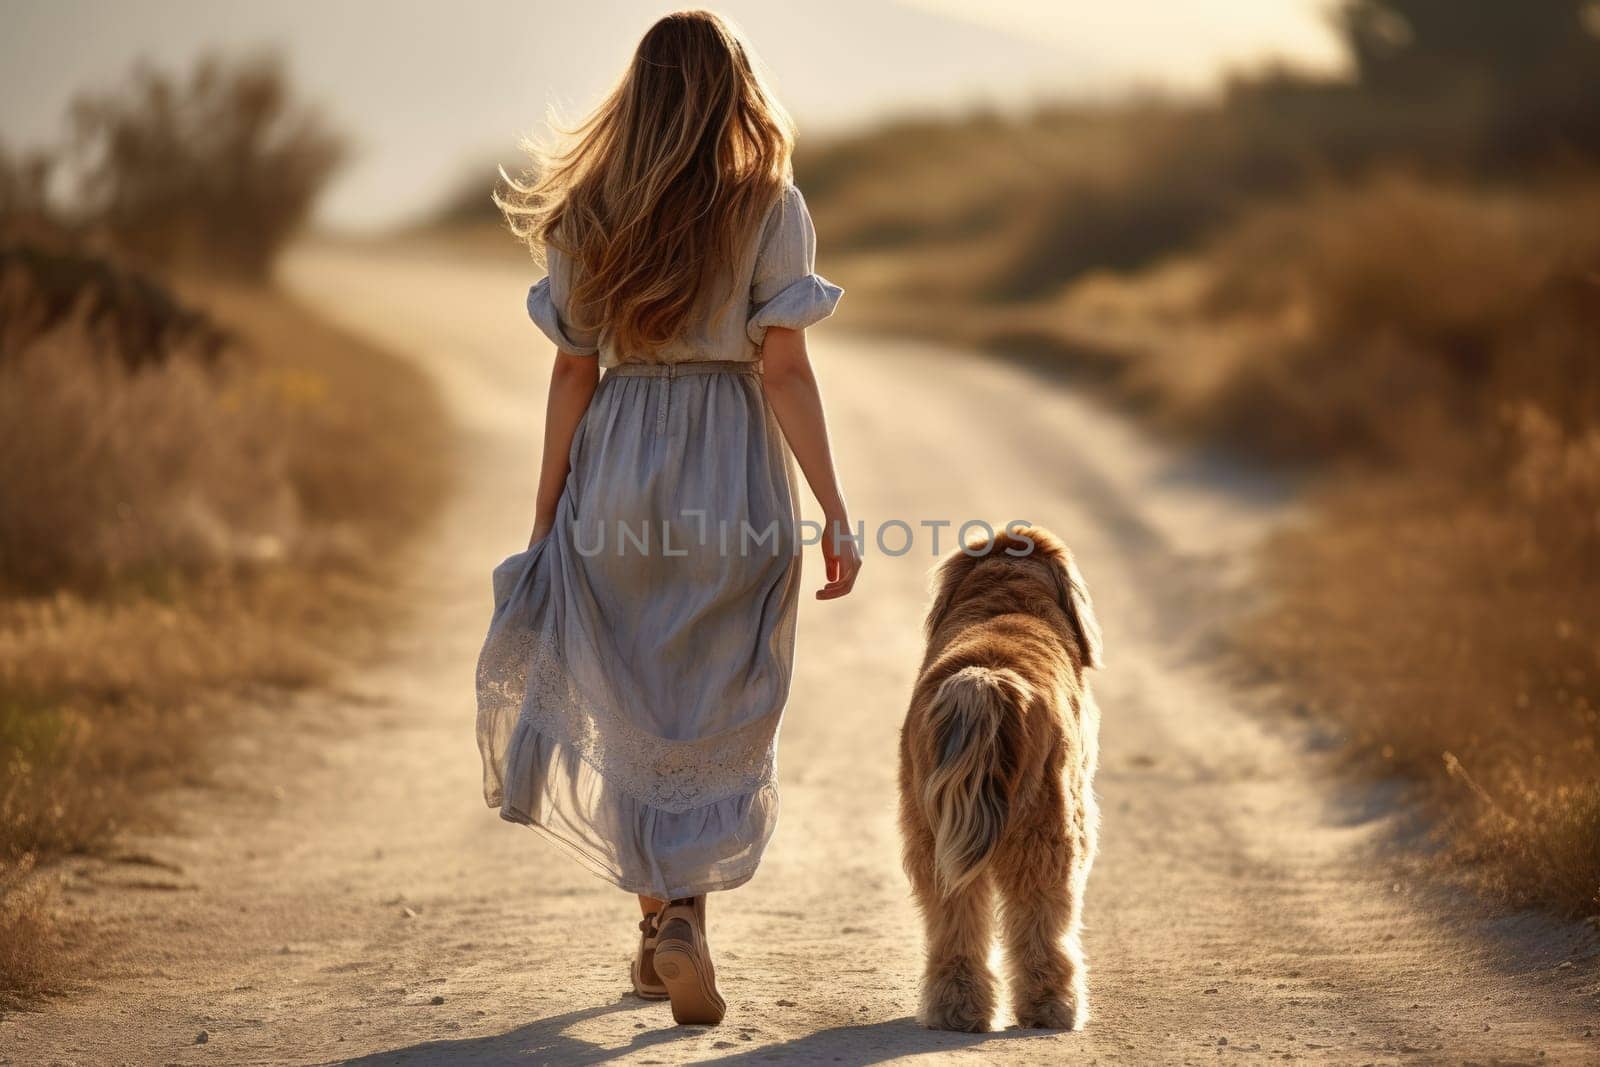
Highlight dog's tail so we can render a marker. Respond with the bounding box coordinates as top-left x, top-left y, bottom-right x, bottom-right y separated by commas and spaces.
921, 665, 1029, 898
